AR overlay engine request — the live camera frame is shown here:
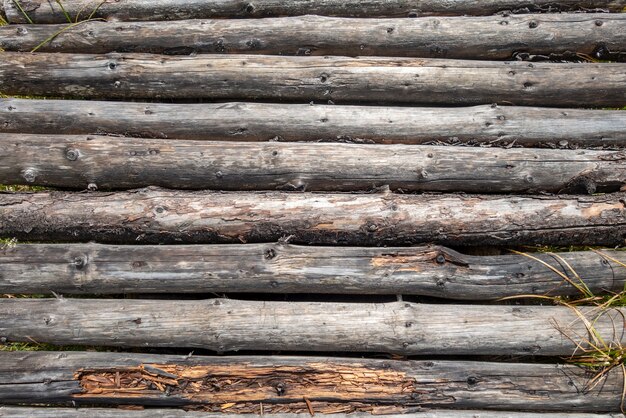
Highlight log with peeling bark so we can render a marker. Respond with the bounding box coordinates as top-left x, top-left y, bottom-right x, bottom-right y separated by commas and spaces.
1, 53, 625, 107
1, 353, 623, 413
3, 99, 625, 148
1, 409, 623, 418
3, 133, 626, 192
2, 0, 623, 23
0, 299, 624, 355
2, 14, 625, 60
2, 244, 625, 299
1, 189, 625, 246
